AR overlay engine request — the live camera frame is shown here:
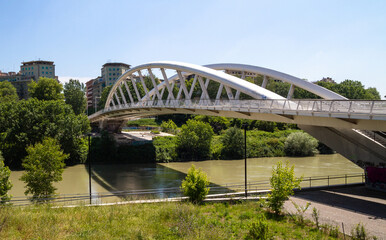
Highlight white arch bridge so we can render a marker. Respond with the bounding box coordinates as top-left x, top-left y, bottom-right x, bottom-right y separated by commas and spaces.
89, 61, 386, 167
